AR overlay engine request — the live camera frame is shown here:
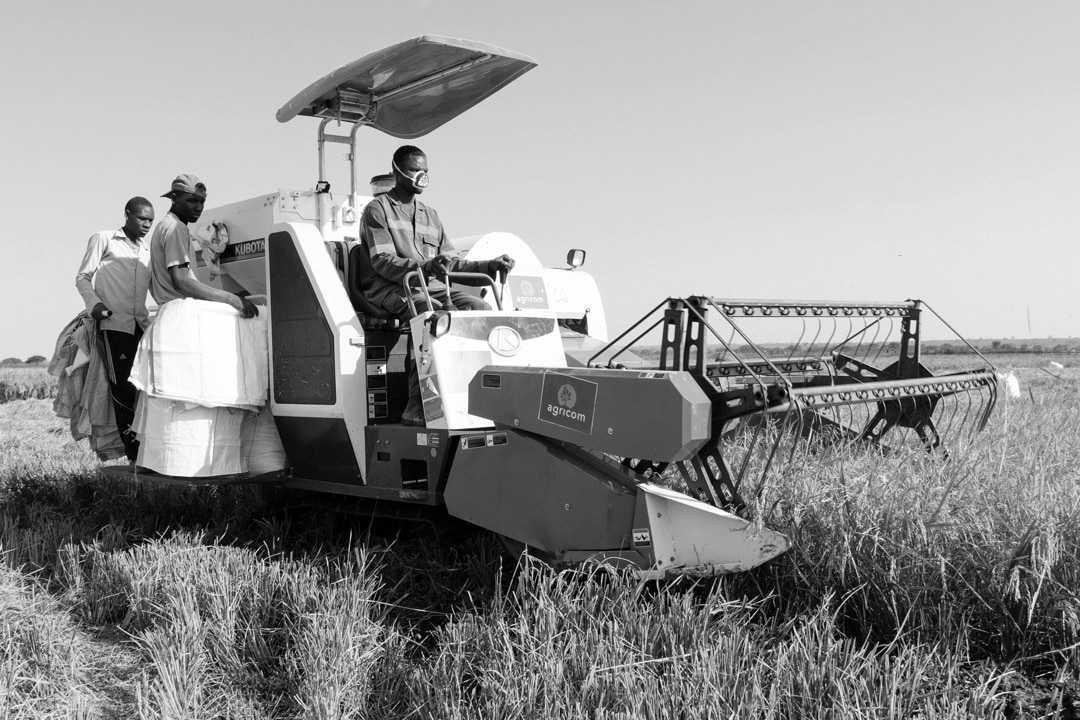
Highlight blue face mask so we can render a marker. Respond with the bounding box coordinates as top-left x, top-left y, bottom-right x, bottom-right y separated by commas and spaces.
393, 160, 429, 191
